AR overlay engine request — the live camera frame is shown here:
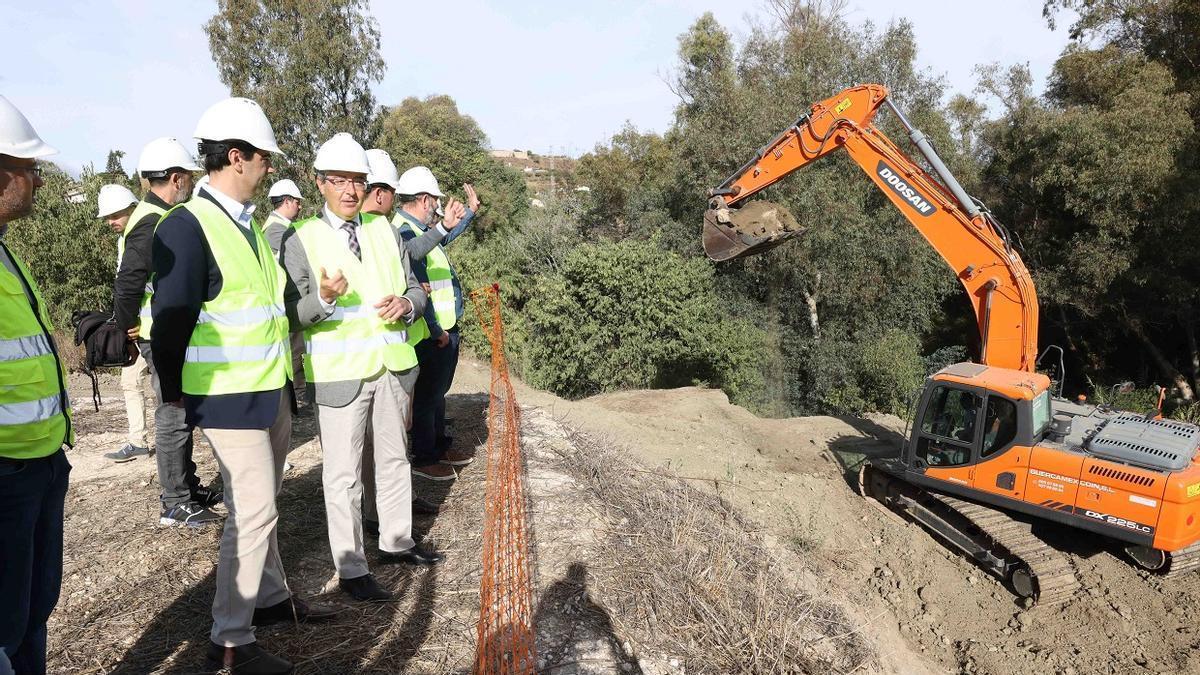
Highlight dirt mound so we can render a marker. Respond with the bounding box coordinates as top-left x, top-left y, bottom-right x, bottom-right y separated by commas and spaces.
523, 379, 1200, 674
